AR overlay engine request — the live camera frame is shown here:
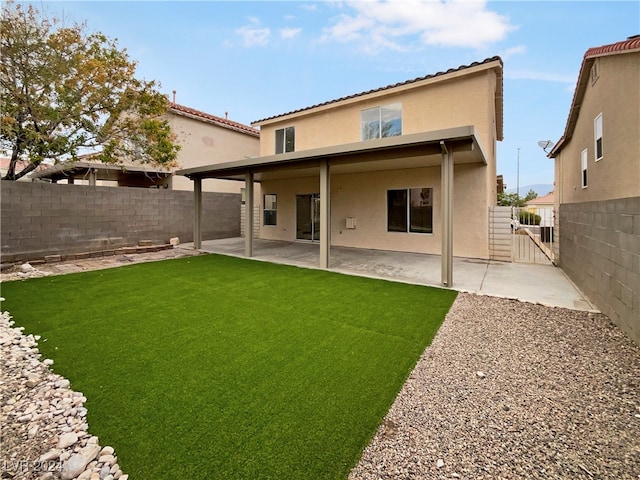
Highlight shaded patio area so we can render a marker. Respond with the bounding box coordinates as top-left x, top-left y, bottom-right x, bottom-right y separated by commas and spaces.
182, 238, 594, 312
